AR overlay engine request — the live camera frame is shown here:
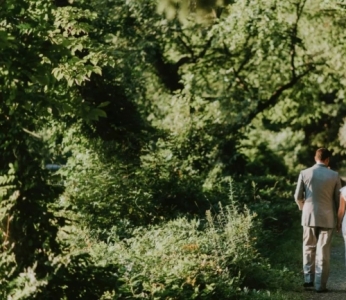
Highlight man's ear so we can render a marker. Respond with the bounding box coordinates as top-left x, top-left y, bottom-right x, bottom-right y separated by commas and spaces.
326, 157, 330, 166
